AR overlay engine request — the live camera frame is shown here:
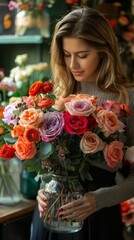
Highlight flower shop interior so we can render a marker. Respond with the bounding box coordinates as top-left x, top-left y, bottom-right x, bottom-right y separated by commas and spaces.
0, 0, 134, 240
